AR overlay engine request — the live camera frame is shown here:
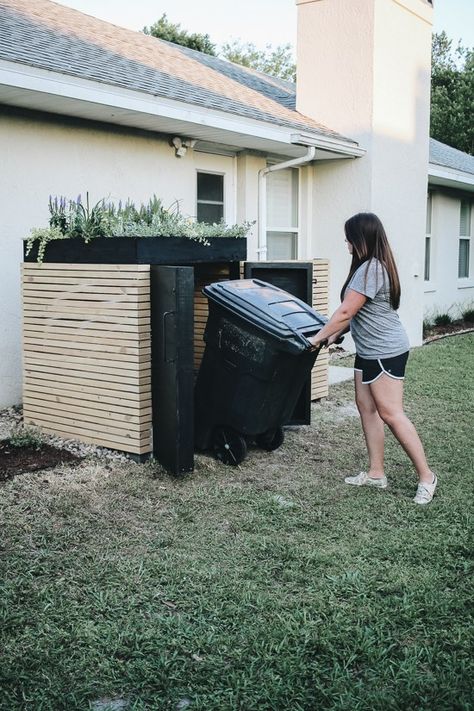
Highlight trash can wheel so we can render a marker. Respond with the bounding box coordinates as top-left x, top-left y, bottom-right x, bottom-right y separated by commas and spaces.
212, 426, 247, 466
255, 426, 284, 452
